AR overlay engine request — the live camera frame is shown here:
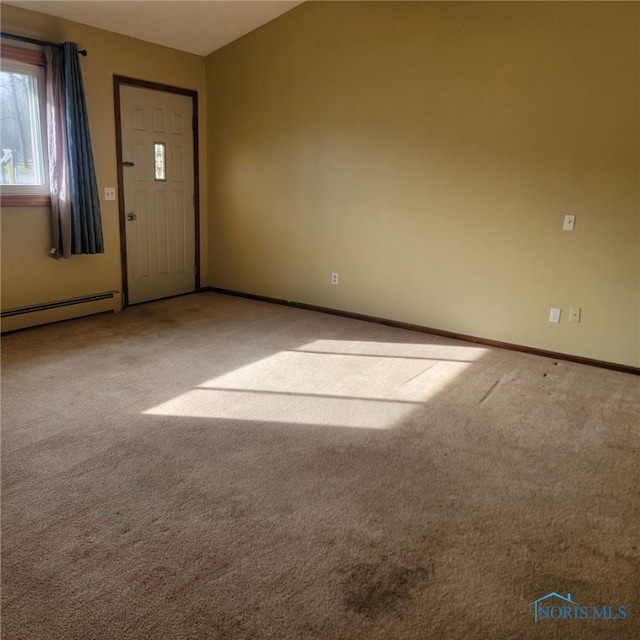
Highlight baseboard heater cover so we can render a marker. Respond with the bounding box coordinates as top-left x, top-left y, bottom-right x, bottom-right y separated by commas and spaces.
1, 292, 116, 332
